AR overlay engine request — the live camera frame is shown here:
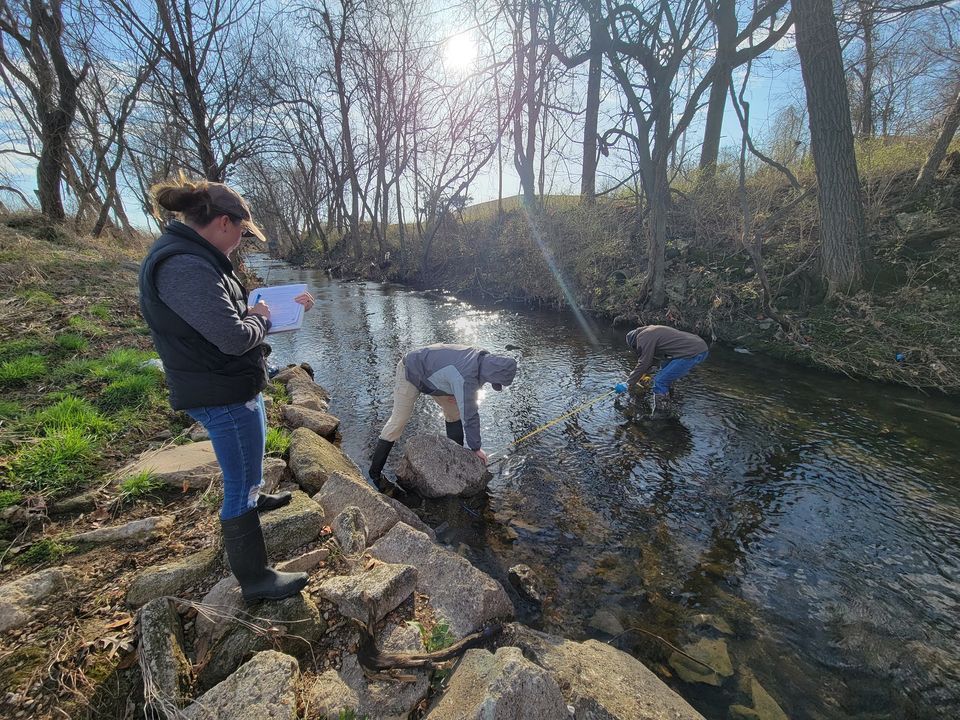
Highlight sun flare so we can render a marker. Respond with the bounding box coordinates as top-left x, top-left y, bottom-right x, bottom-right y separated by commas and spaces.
443, 33, 477, 70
